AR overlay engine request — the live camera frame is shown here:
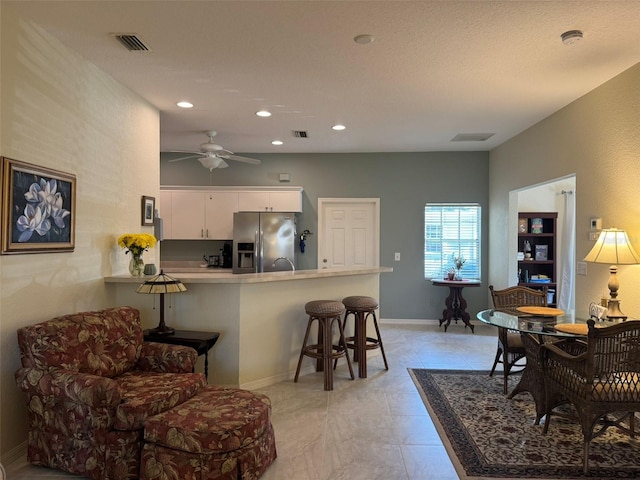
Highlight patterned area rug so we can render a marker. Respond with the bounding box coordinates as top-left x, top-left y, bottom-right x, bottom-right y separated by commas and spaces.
409, 369, 640, 480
